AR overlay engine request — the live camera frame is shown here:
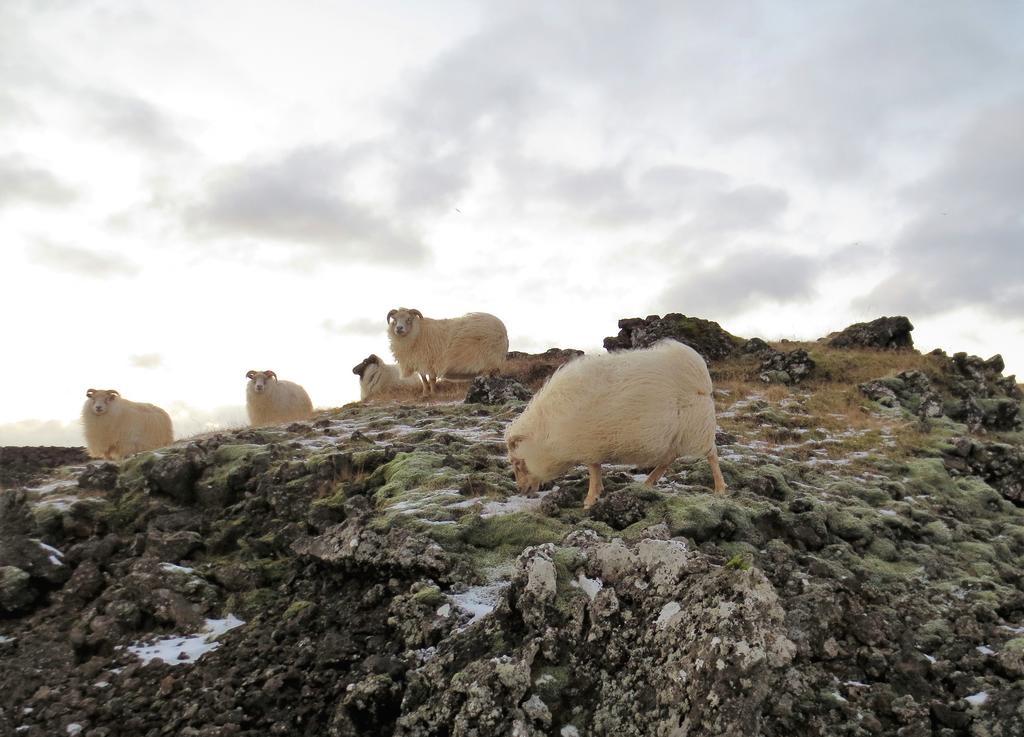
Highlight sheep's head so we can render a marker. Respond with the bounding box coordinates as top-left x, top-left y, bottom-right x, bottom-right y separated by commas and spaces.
352, 354, 381, 377
387, 308, 423, 339
85, 389, 120, 416
506, 433, 546, 494
246, 370, 277, 393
